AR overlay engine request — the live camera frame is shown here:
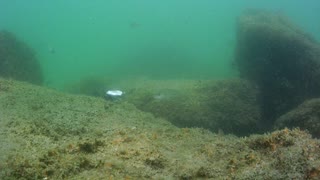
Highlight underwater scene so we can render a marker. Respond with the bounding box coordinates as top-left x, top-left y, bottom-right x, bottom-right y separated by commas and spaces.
1, 0, 320, 179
